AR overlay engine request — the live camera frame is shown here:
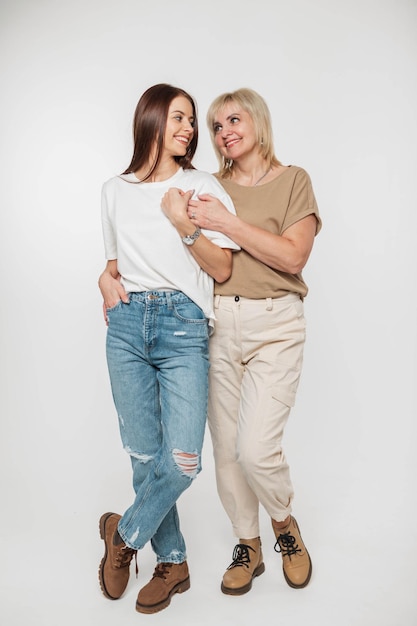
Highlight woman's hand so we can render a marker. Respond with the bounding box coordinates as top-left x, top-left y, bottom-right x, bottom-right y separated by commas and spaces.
98, 260, 128, 325
161, 188, 195, 229
187, 194, 235, 232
